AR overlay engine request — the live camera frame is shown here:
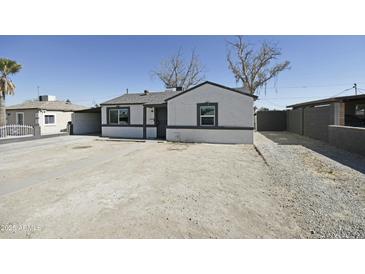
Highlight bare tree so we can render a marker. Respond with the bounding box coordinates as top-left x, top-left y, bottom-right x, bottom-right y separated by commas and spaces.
153, 49, 205, 90
227, 36, 290, 95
